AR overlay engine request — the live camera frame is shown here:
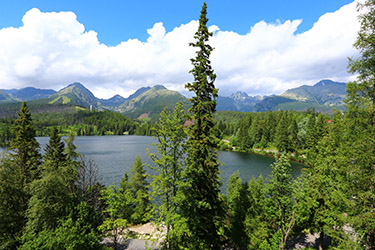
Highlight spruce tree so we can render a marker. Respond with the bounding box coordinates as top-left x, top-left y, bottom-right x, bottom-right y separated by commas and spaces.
10, 101, 41, 186
44, 127, 67, 169
0, 102, 41, 248
181, 2, 225, 249
226, 171, 250, 249
128, 156, 150, 225
346, 0, 375, 247
275, 112, 290, 153
265, 154, 296, 250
